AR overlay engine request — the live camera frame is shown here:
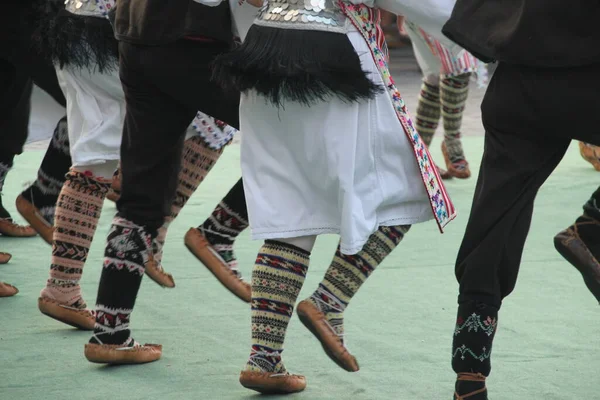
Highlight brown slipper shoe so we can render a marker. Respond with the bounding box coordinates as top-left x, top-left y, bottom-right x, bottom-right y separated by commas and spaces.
0, 282, 18, 297
85, 342, 162, 364
239, 370, 306, 394
15, 195, 54, 244
0, 218, 37, 237
296, 300, 359, 372
442, 141, 471, 179
0, 252, 11, 264
184, 228, 251, 302
579, 142, 600, 171
144, 251, 175, 288
38, 297, 95, 330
